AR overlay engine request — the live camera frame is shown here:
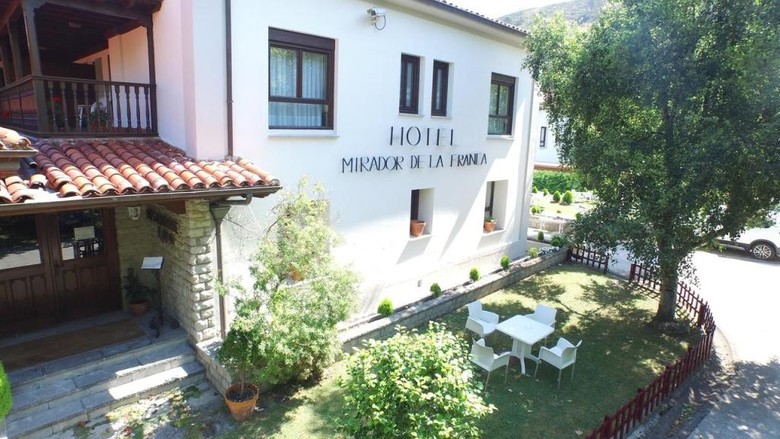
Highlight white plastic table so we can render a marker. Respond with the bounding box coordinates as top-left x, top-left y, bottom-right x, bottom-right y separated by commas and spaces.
495, 315, 554, 375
